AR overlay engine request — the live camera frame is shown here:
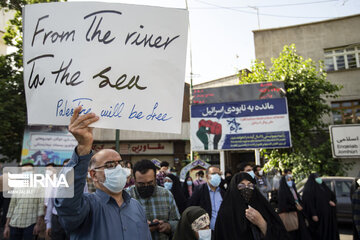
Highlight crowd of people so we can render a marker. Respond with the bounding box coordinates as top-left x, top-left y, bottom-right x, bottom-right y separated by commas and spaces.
1, 106, 359, 240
